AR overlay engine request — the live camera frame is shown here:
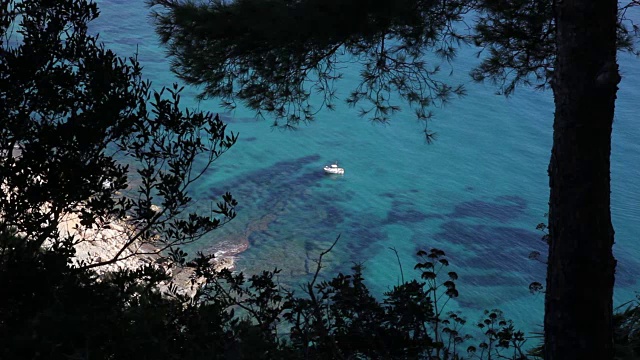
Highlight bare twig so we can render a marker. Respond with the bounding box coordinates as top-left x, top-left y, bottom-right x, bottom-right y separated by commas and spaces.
306, 234, 343, 360
388, 246, 405, 284
309, 234, 341, 289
